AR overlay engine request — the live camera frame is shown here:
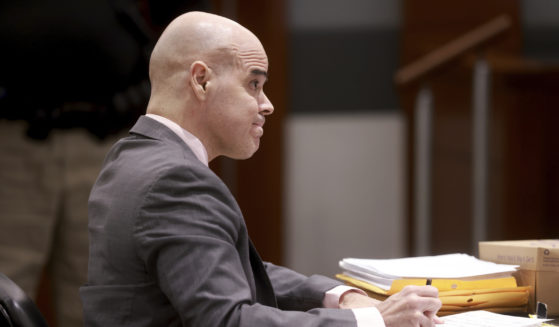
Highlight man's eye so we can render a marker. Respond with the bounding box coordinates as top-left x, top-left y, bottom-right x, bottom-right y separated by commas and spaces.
251, 80, 259, 90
